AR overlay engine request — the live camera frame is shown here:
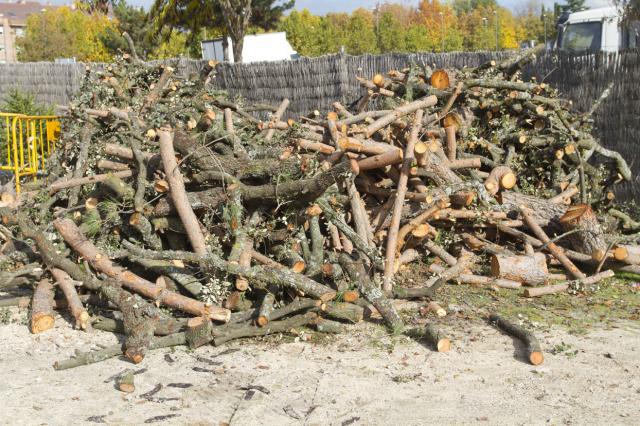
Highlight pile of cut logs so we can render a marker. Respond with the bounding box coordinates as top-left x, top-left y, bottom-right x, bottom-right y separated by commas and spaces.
1, 44, 638, 369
